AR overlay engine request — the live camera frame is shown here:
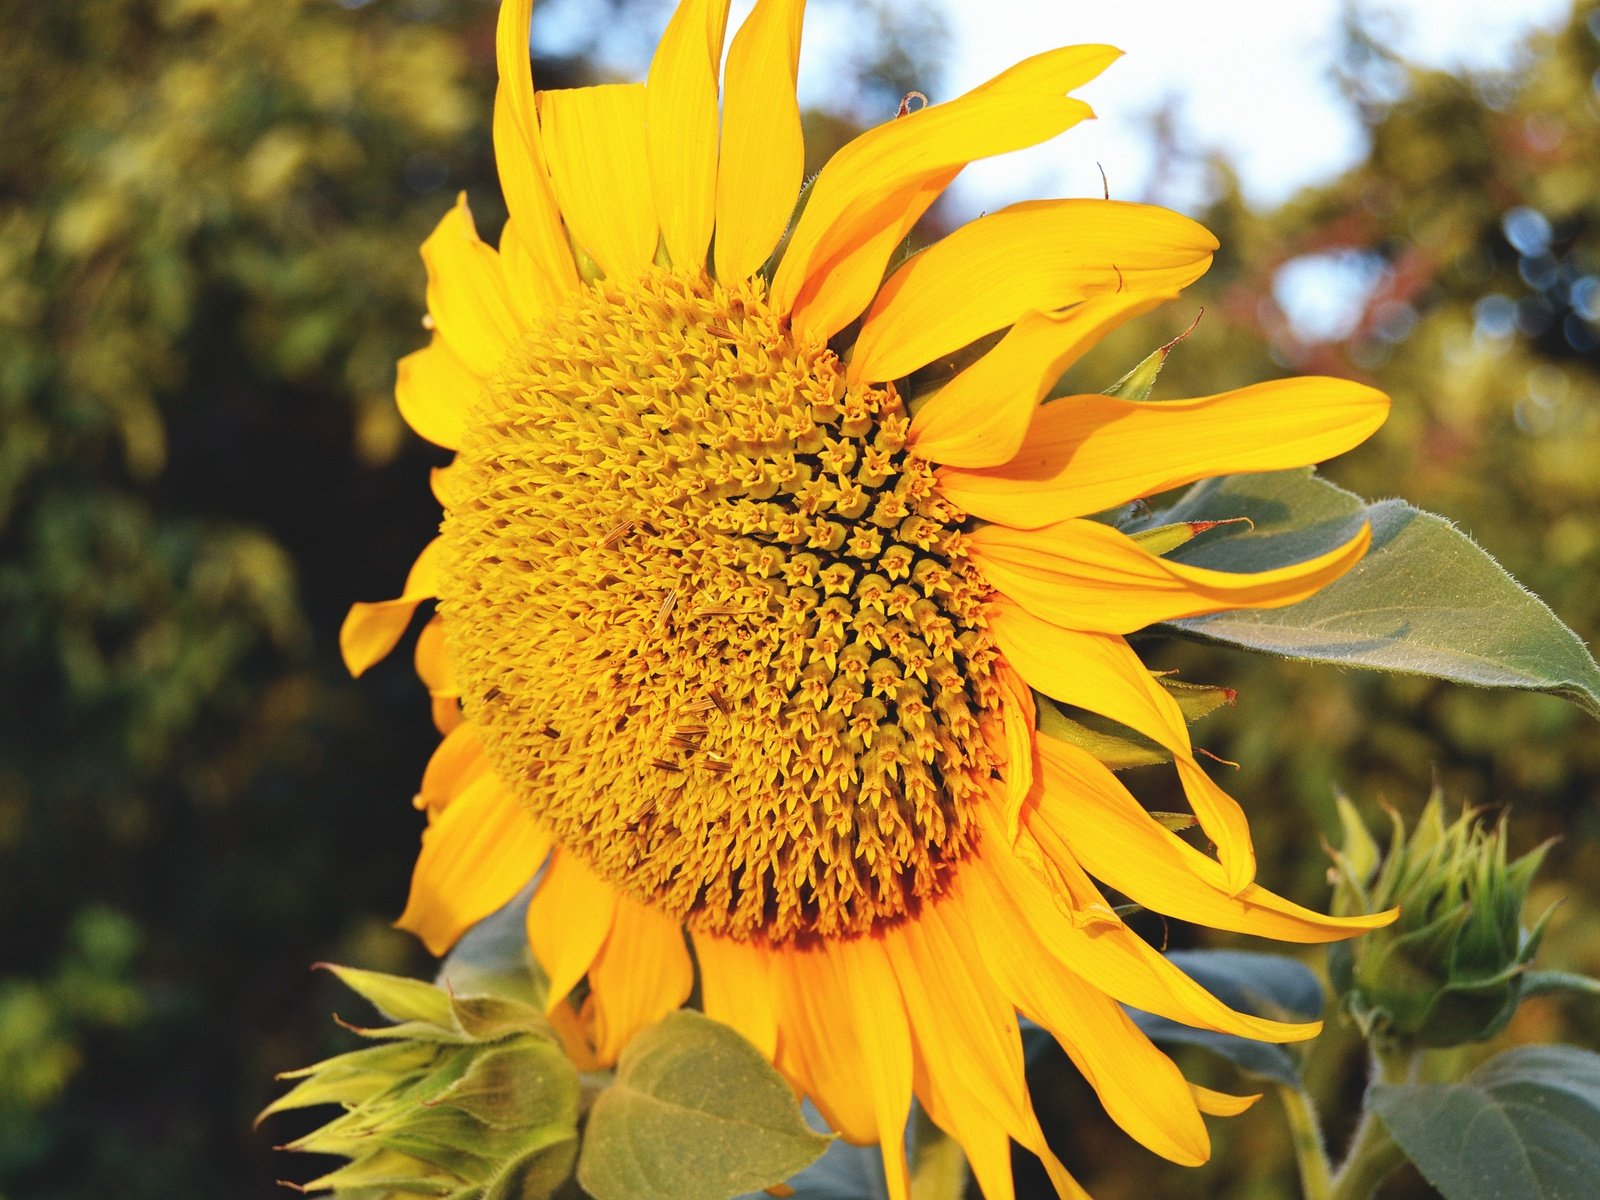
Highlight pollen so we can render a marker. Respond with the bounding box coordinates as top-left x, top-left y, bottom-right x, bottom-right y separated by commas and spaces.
439, 270, 1001, 941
